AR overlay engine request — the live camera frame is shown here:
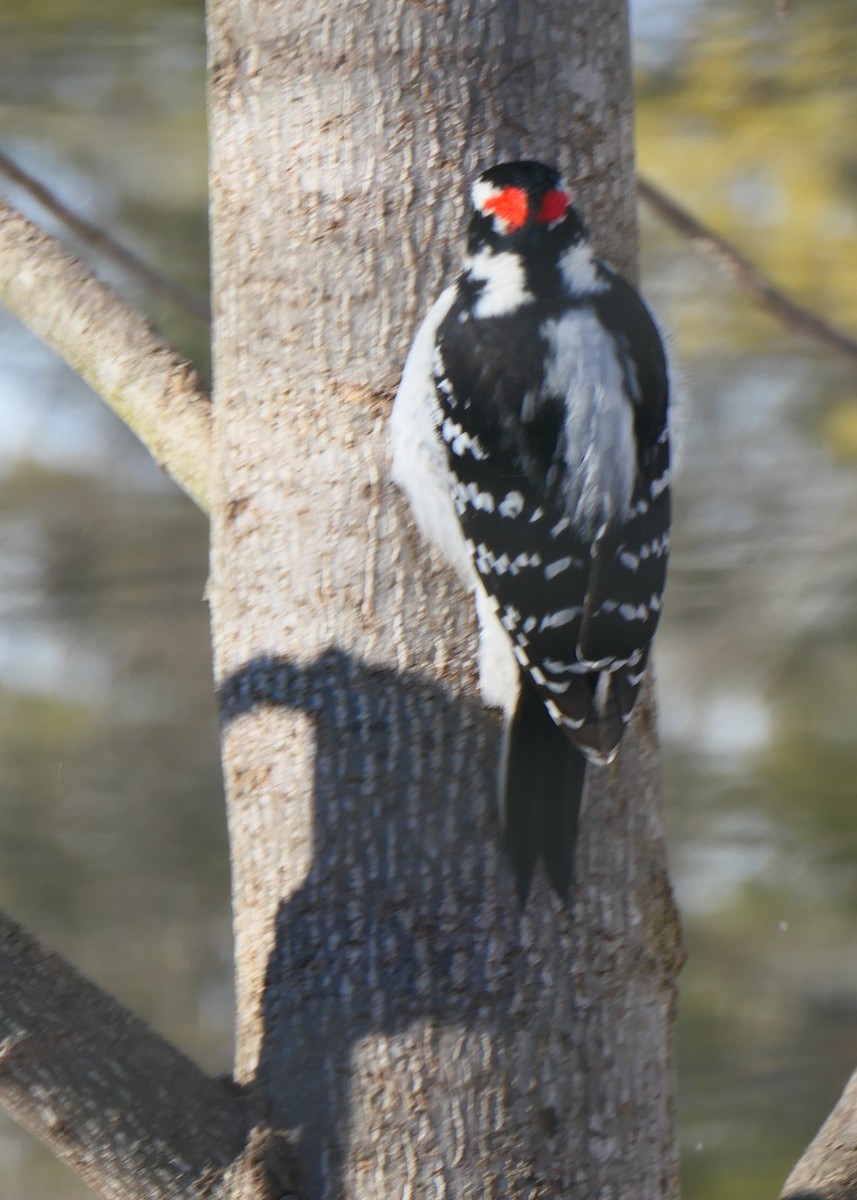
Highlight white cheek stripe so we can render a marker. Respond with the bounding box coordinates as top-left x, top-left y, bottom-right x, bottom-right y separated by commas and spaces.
464, 248, 533, 318
470, 181, 516, 232
471, 180, 499, 211
559, 241, 609, 297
